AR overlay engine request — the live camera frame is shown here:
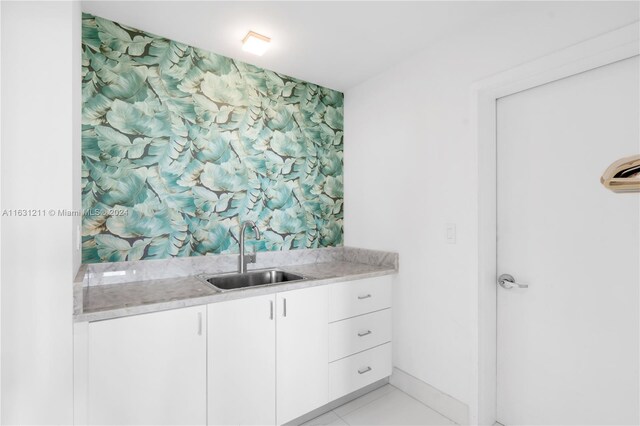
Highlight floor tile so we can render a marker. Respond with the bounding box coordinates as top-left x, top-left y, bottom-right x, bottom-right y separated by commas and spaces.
327, 416, 349, 426
300, 411, 348, 426
340, 389, 455, 426
333, 384, 397, 418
